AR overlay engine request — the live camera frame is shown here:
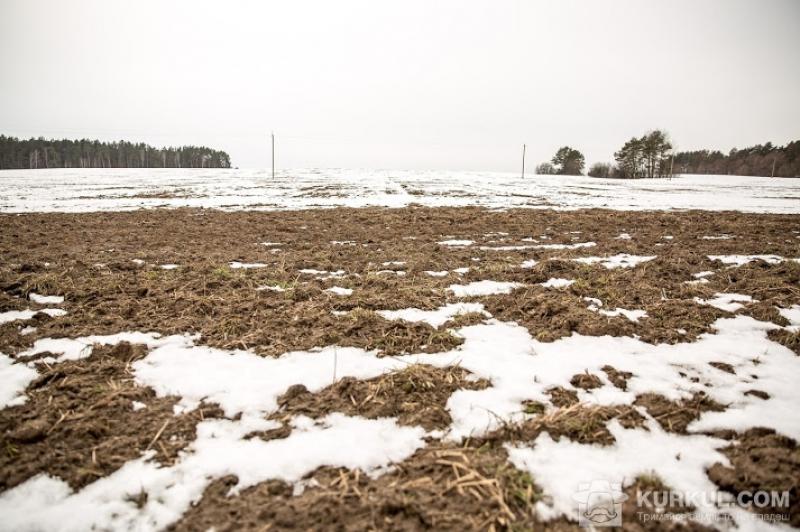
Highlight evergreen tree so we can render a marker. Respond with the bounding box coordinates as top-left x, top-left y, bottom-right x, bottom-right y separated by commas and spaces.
551, 146, 585, 175
0, 135, 232, 169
